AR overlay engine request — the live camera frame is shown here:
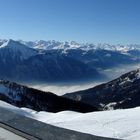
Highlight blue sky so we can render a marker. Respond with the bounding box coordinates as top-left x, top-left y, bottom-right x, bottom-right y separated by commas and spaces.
0, 0, 140, 44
